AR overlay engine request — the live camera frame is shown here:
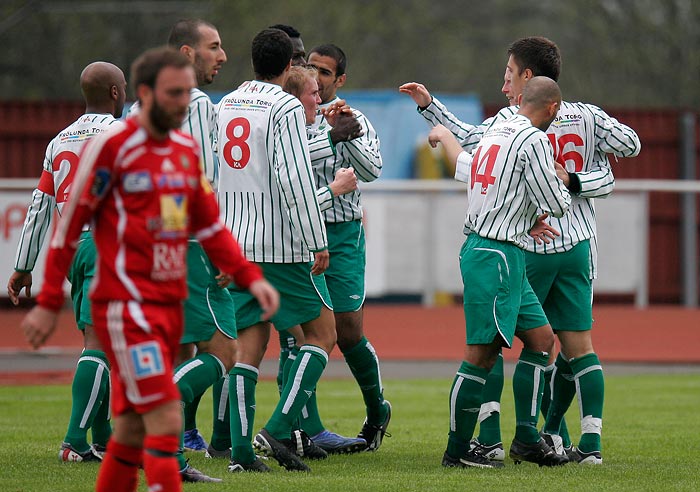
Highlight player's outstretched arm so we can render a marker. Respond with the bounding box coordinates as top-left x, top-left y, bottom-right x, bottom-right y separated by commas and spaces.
428, 124, 466, 168
22, 305, 59, 349
398, 82, 433, 109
